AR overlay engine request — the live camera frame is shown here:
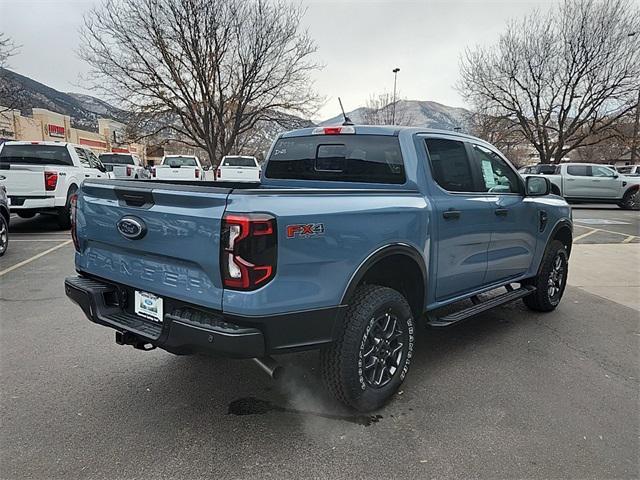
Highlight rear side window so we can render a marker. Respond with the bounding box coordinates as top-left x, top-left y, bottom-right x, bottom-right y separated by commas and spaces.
425, 138, 474, 192
0, 144, 73, 166
567, 165, 589, 176
266, 135, 405, 184
223, 157, 257, 167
